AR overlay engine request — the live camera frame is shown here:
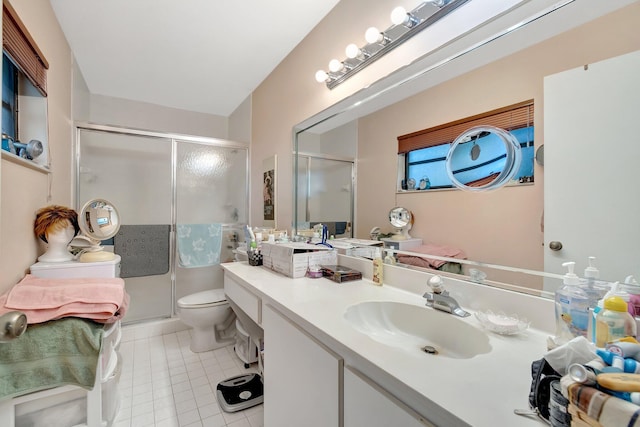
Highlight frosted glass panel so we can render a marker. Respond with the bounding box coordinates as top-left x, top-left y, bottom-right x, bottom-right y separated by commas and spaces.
78, 130, 172, 223
176, 142, 247, 224
175, 142, 247, 301
78, 129, 173, 323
